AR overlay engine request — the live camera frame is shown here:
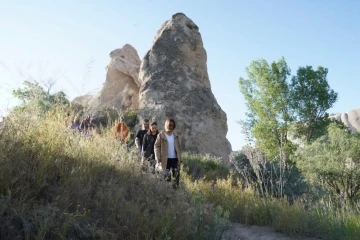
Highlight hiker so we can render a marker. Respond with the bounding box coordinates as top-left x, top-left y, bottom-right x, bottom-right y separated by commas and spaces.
72, 117, 81, 131
80, 115, 93, 135
141, 122, 159, 173
114, 117, 129, 143
135, 119, 149, 155
154, 118, 183, 187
